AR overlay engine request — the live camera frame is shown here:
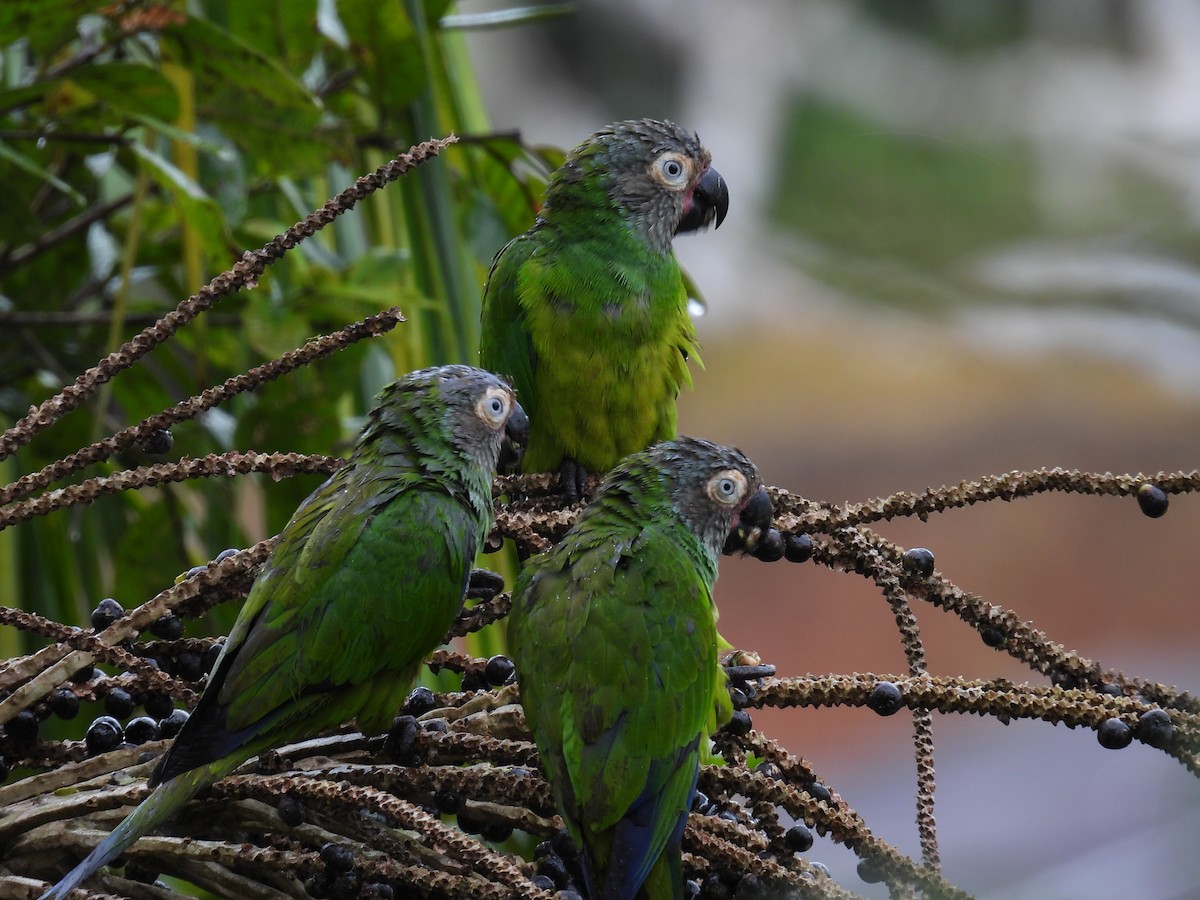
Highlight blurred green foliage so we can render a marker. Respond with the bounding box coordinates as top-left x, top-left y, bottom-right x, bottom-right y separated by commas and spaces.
0, 1, 553, 643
